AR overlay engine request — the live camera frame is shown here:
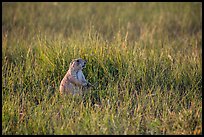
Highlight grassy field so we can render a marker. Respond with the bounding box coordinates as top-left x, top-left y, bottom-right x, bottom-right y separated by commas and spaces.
2, 2, 202, 135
